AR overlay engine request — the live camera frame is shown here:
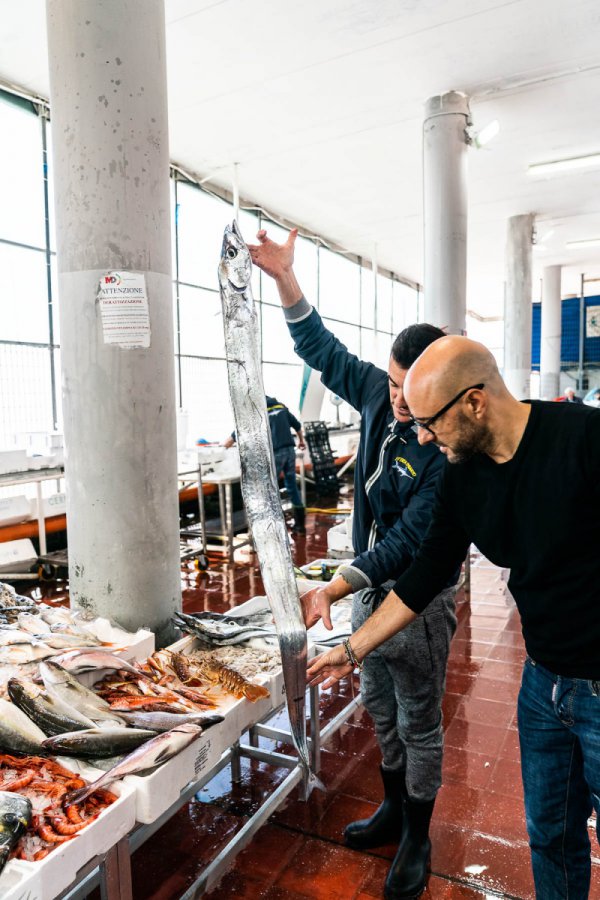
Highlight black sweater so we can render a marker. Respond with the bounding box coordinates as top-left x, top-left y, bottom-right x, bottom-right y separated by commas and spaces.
394, 401, 600, 679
